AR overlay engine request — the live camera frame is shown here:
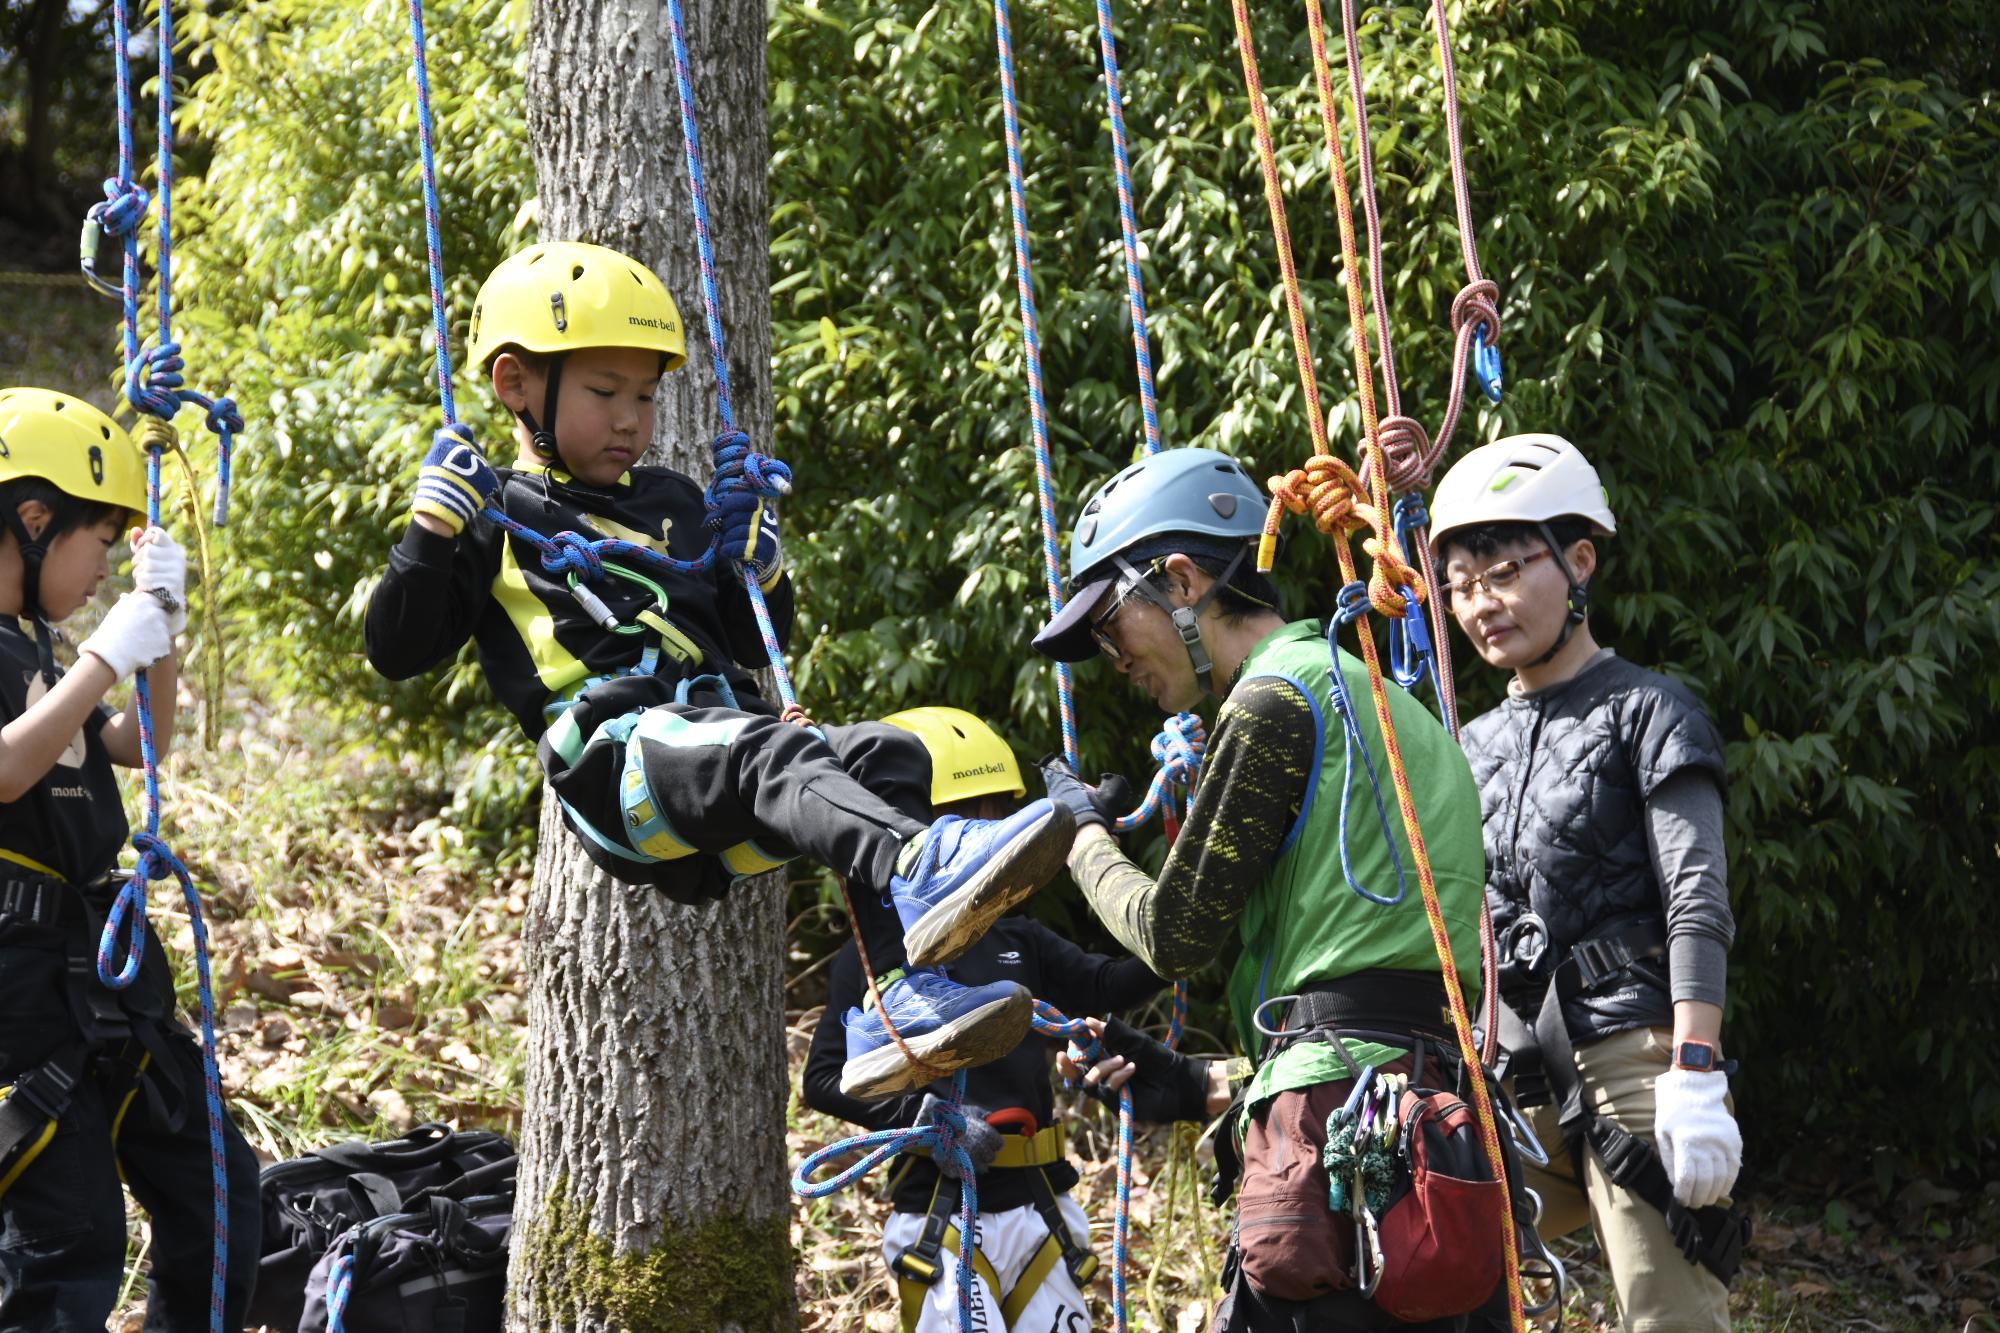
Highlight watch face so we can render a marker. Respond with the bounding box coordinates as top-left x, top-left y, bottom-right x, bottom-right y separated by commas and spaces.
1676, 1041, 1716, 1072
